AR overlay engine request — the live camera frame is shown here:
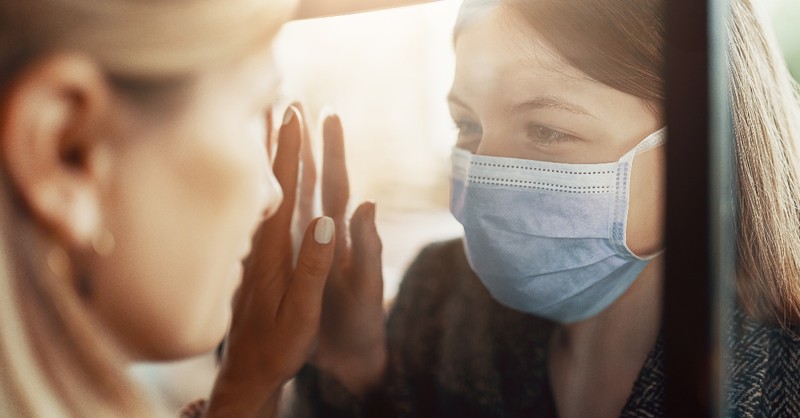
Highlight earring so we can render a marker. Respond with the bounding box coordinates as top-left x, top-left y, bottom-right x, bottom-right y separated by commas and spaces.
45, 229, 111, 298
46, 243, 92, 296
46, 243, 72, 279
90, 228, 115, 256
